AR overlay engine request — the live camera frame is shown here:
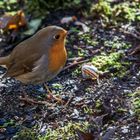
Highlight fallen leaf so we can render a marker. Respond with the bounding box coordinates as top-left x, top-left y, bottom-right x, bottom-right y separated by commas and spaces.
76, 129, 95, 140
0, 10, 27, 31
